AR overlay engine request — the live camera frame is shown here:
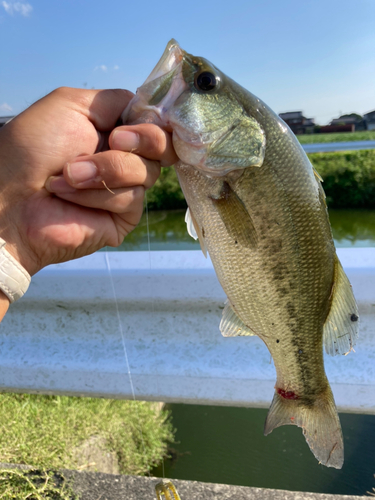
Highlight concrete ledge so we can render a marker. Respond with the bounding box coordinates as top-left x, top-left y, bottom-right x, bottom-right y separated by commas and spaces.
62, 470, 370, 499
0, 465, 368, 499
1, 249, 375, 413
